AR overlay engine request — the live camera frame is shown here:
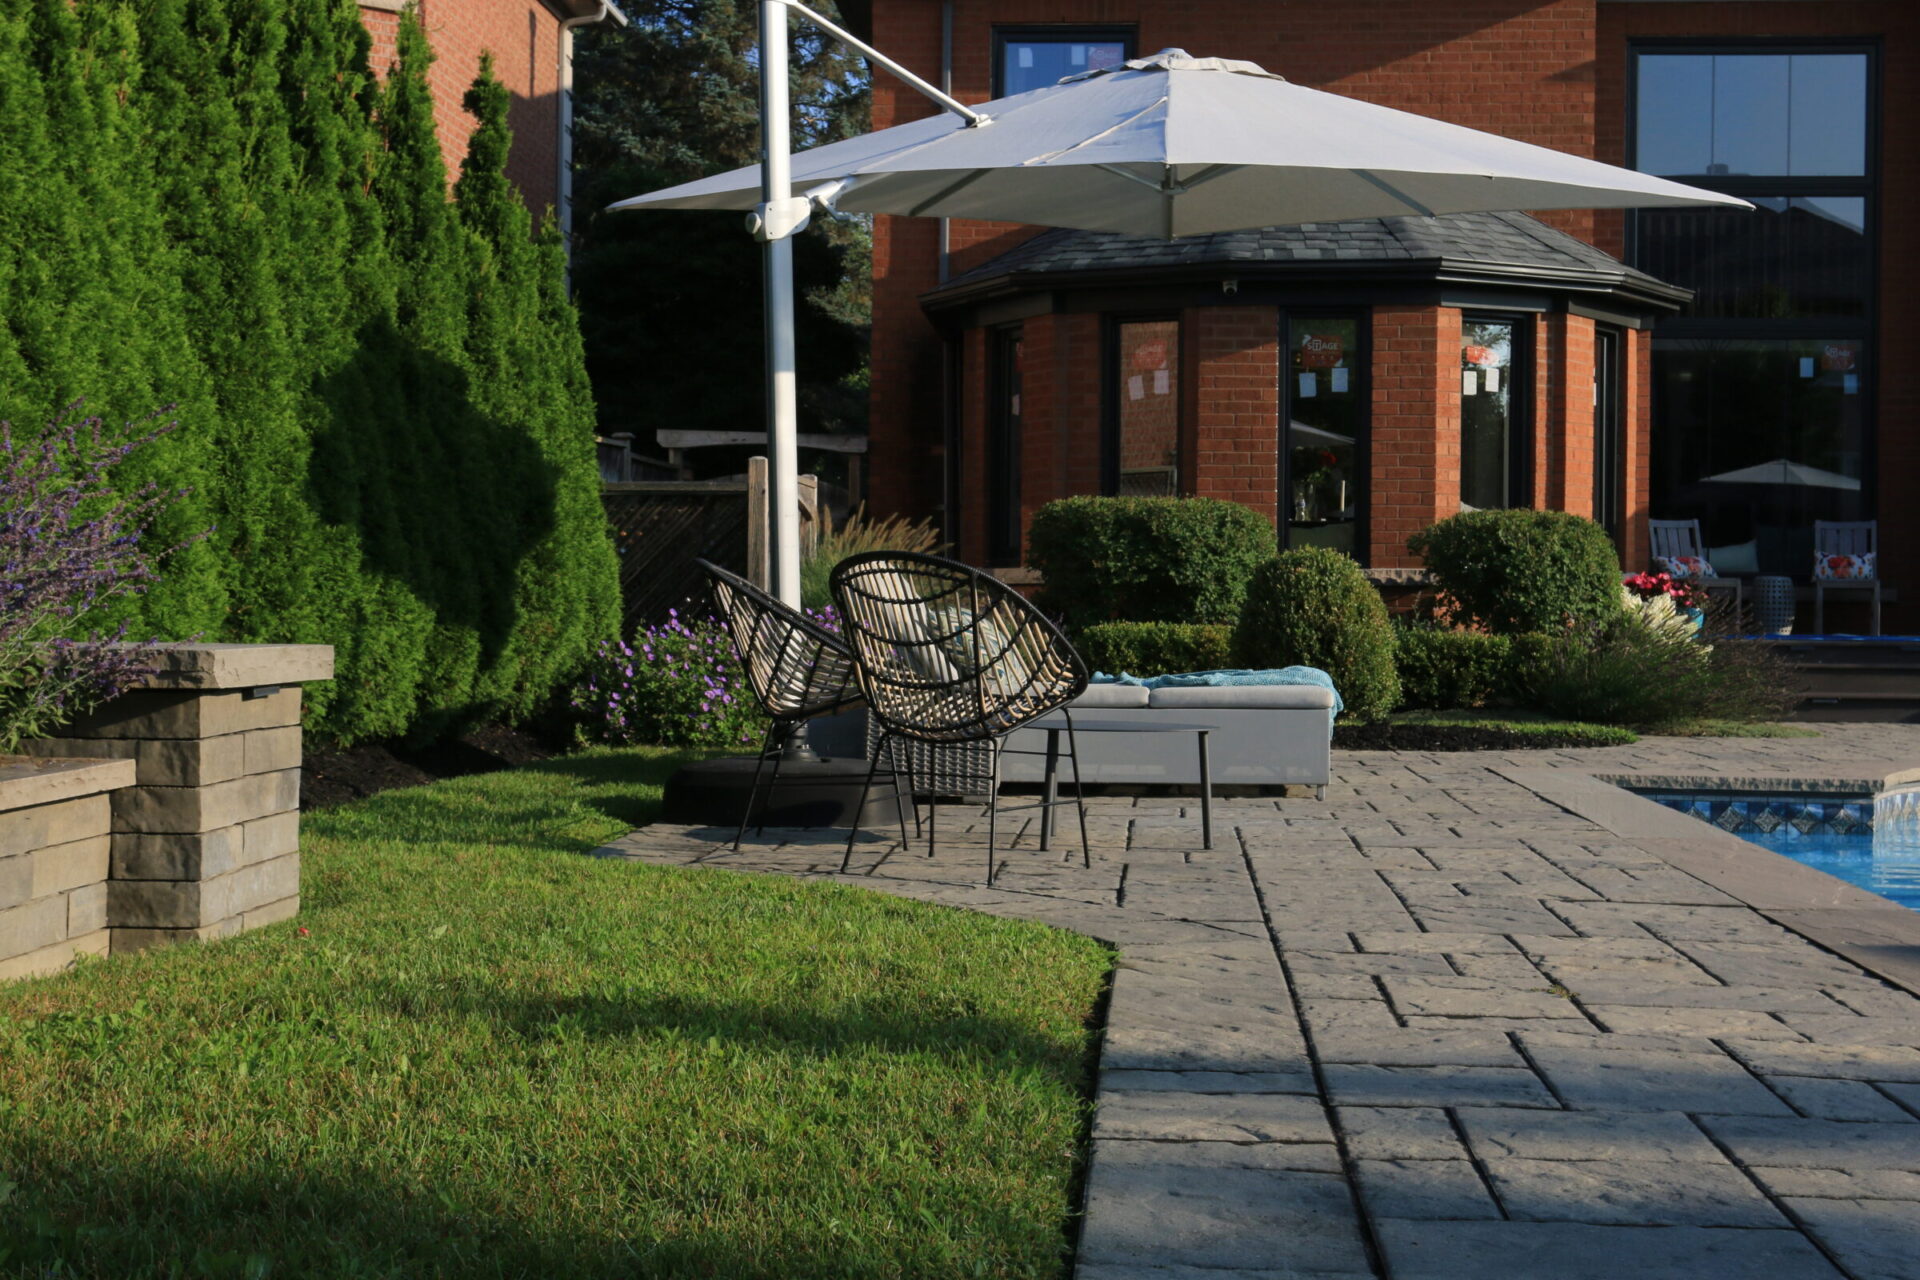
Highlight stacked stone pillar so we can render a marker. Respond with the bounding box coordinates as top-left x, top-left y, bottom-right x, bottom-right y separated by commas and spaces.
0, 758, 132, 980
22, 643, 332, 955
